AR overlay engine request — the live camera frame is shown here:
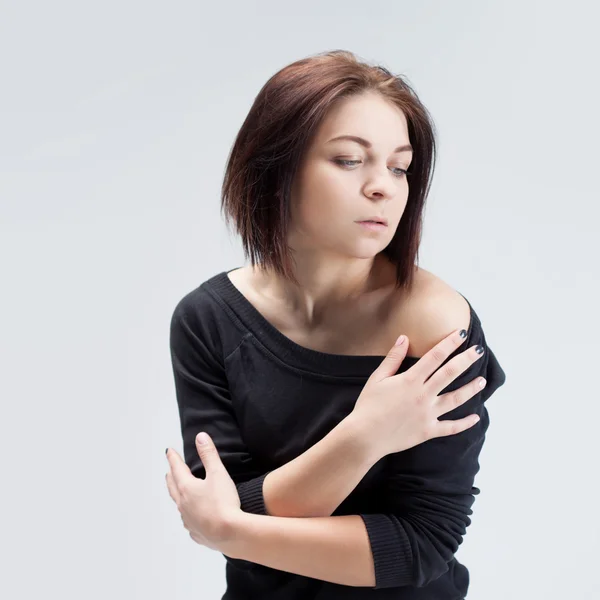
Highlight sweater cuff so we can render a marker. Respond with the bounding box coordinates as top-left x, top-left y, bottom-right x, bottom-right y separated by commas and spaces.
359, 513, 413, 589
236, 472, 270, 515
